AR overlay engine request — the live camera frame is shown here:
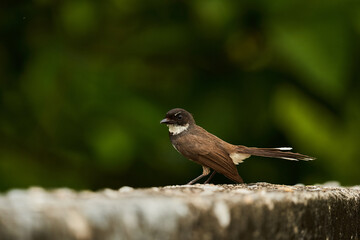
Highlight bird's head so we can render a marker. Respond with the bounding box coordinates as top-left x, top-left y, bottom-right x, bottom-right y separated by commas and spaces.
160, 108, 195, 135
